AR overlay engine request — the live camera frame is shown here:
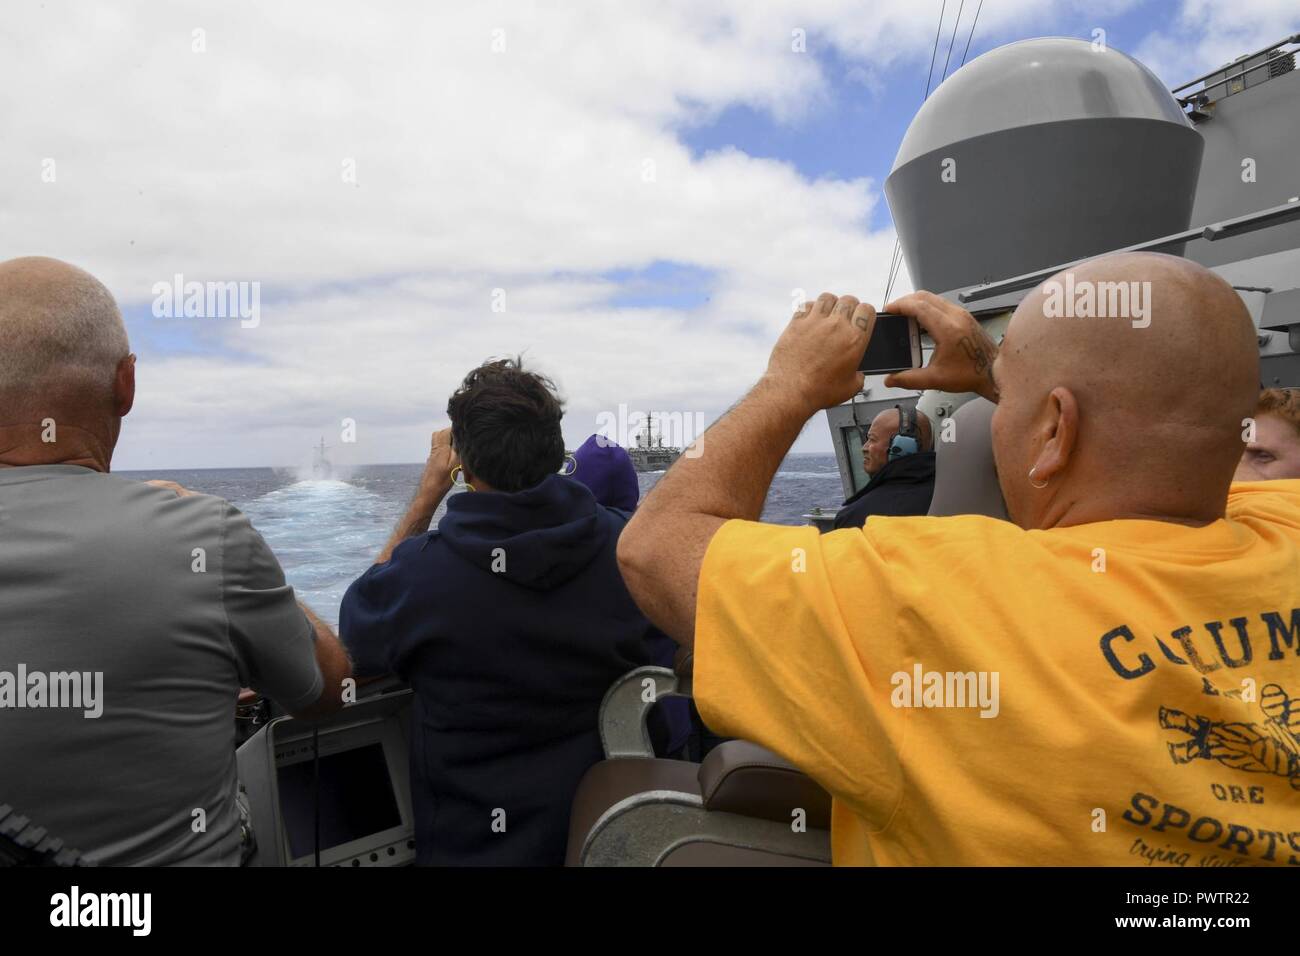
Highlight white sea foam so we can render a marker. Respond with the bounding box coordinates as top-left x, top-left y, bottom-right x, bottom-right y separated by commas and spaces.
146, 455, 841, 627
240, 478, 397, 628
